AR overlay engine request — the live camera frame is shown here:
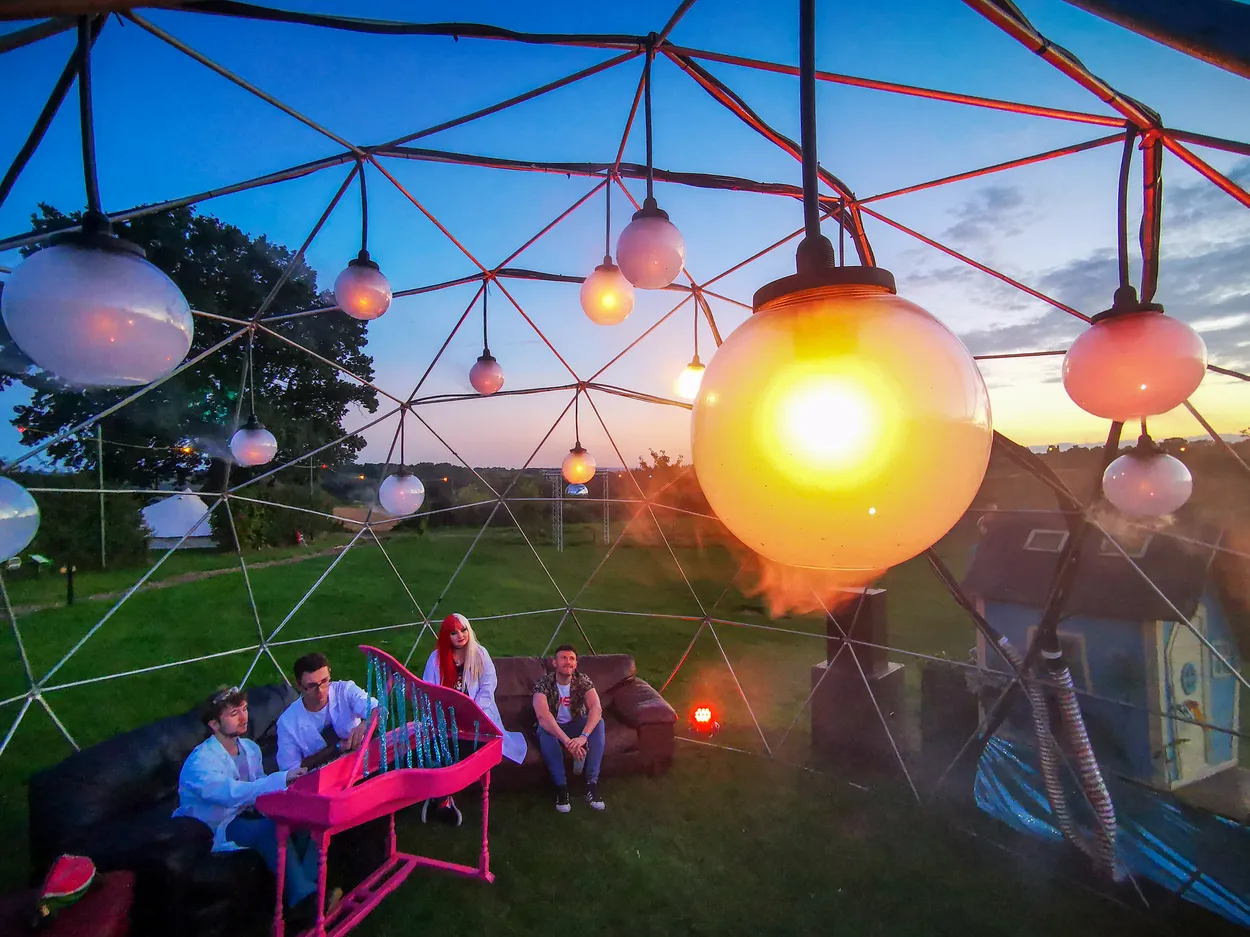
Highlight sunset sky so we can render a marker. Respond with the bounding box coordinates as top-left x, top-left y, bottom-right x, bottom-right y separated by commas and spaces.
1, 0, 1247, 472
